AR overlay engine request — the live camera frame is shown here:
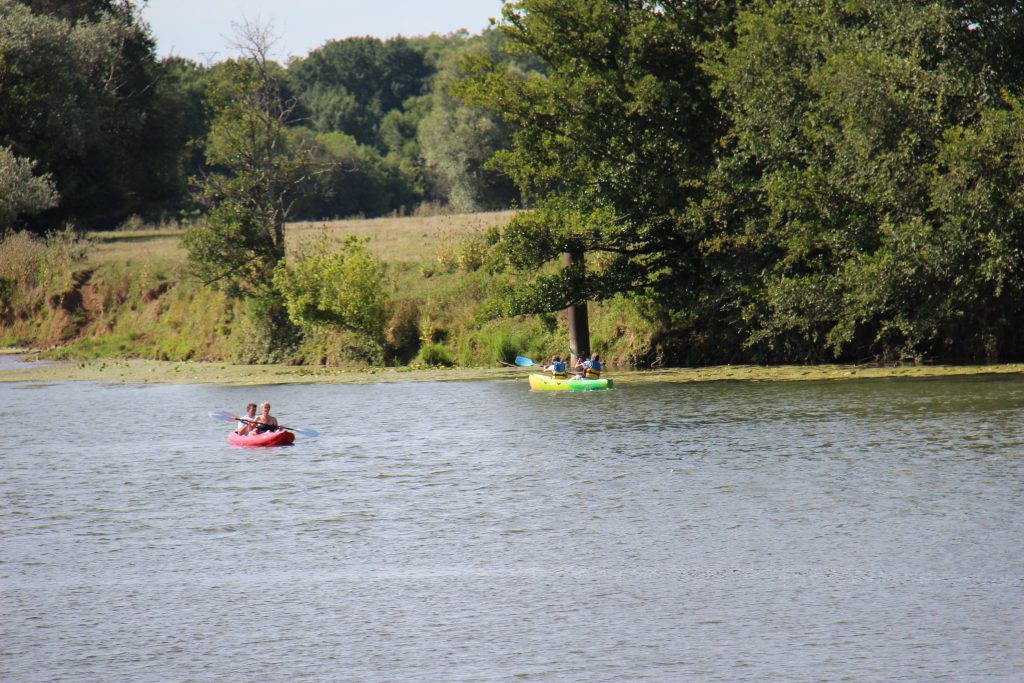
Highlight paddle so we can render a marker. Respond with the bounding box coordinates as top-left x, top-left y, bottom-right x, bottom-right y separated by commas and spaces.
515, 355, 576, 378
208, 410, 319, 437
